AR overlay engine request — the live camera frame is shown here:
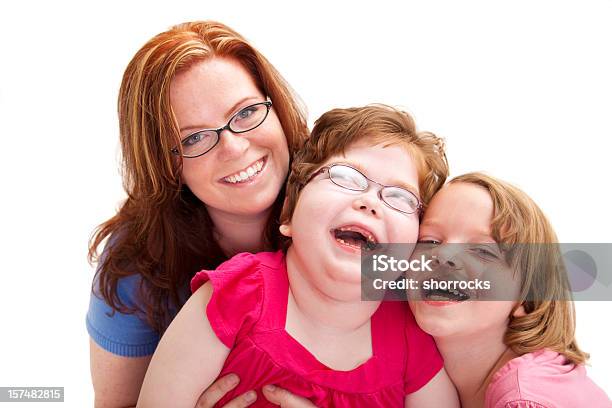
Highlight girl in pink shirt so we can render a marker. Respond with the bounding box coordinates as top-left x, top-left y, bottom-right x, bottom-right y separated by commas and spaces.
409, 173, 611, 408
137, 105, 459, 407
